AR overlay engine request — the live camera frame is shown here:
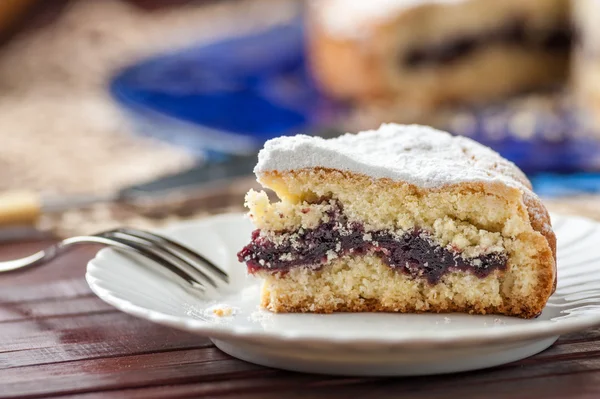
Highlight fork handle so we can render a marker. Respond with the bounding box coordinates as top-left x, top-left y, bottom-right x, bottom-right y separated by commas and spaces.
0, 190, 42, 226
